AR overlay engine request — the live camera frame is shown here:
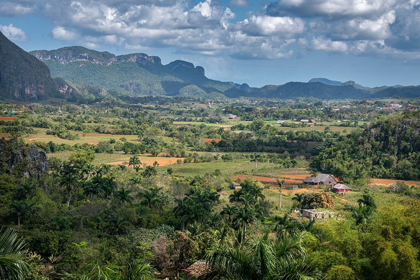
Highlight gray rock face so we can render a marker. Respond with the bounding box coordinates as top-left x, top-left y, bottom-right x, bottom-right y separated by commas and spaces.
0, 139, 48, 178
